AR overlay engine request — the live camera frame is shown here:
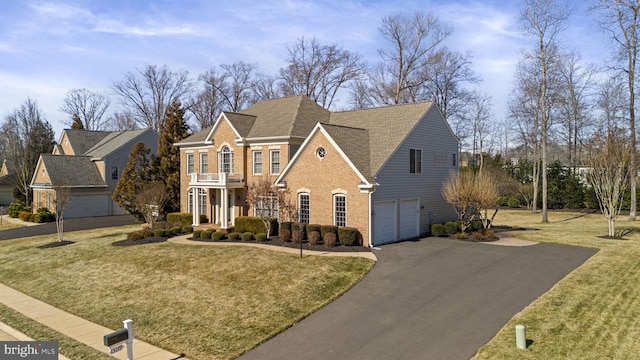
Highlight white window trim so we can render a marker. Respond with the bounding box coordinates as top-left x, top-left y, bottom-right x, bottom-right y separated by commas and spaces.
219, 145, 233, 173
298, 192, 310, 224
333, 194, 347, 227
270, 149, 281, 175
186, 153, 195, 174
200, 152, 209, 174
410, 148, 422, 174
253, 150, 263, 175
